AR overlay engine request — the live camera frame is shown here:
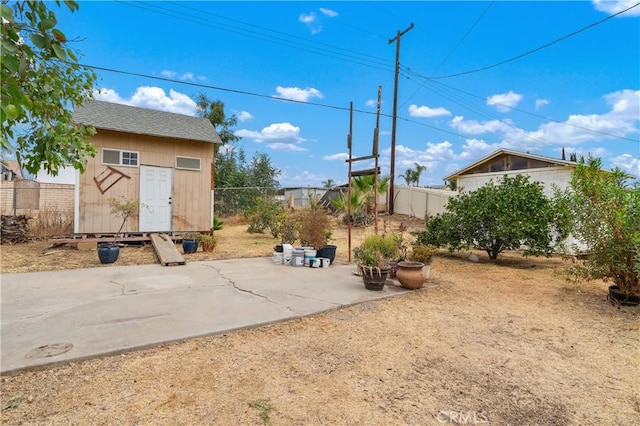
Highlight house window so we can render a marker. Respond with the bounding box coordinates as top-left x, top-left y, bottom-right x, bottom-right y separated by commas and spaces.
175, 156, 201, 171
102, 148, 139, 167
